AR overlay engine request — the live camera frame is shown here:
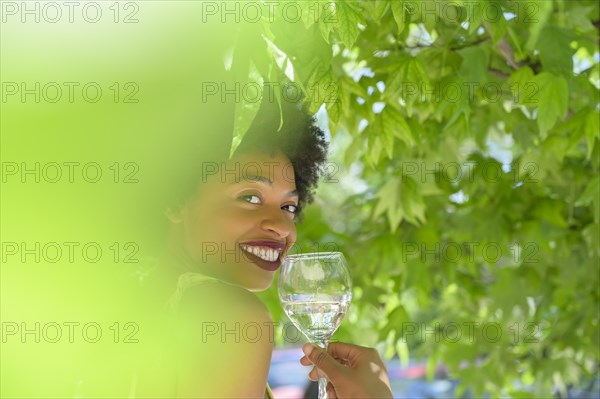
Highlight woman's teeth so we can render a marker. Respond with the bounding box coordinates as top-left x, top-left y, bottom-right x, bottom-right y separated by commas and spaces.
240, 244, 281, 262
